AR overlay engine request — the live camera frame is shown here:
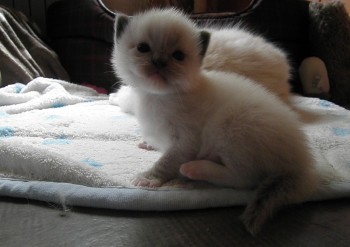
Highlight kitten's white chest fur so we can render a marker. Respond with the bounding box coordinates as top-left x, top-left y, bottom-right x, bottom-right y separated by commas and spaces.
134, 90, 182, 152
133, 83, 209, 153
